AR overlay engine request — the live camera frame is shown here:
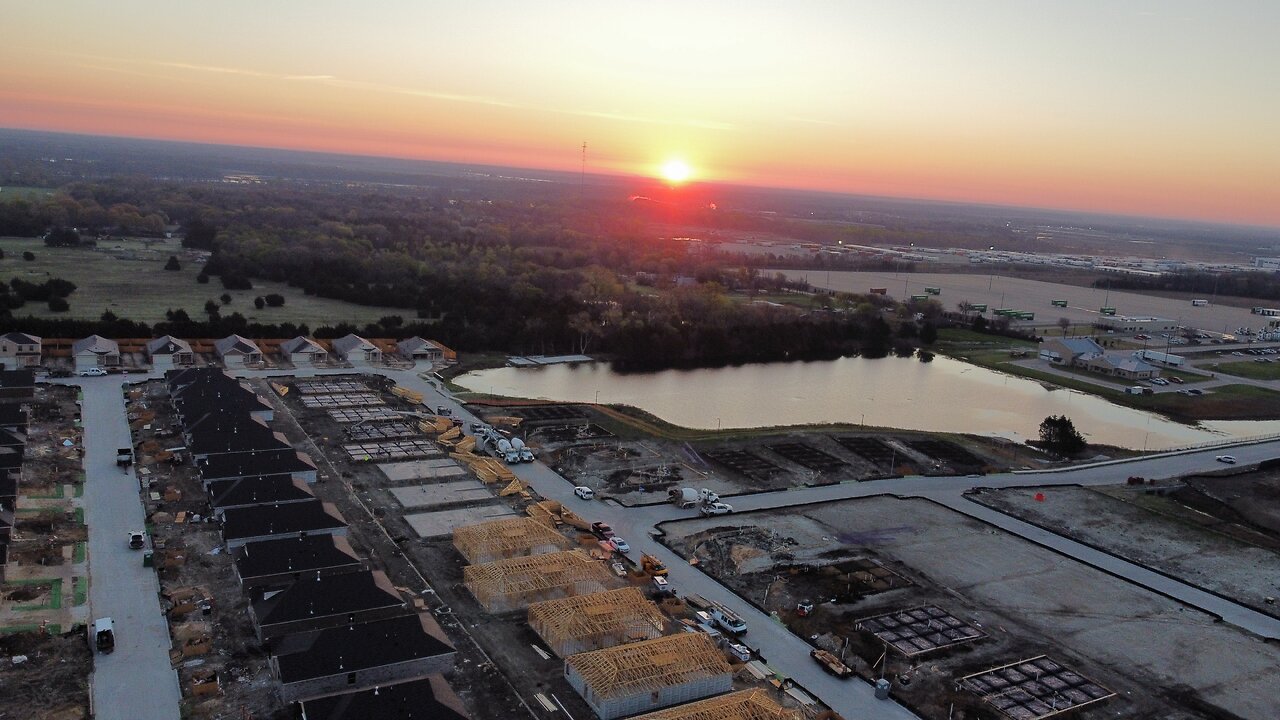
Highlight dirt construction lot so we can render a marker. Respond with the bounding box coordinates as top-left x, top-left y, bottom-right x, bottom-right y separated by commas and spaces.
975, 484, 1280, 617
660, 496, 1280, 720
